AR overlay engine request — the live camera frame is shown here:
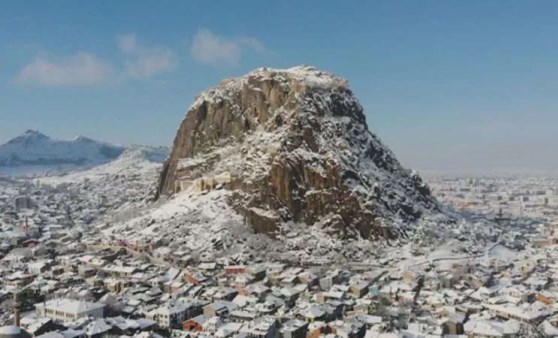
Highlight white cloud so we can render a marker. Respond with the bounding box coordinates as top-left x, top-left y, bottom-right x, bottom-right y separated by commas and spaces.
16, 52, 114, 86
191, 29, 265, 66
16, 34, 178, 87
118, 34, 178, 78
238, 37, 267, 53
